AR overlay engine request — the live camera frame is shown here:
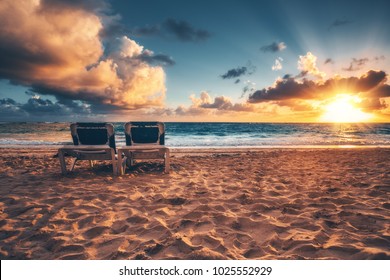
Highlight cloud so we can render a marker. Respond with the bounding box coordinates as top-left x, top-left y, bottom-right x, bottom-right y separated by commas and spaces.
272, 57, 283, 71
249, 78, 318, 102
163, 18, 211, 42
342, 58, 369, 72
342, 56, 386, 72
374, 55, 386, 62
0, 0, 167, 113
297, 52, 326, 79
132, 18, 211, 42
324, 58, 334, 65
221, 62, 256, 80
40, 0, 110, 12
0, 95, 91, 121
241, 80, 256, 97
0, 98, 28, 120
174, 91, 255, 115
21, 95, 84, 115
221, 67, 248, 79
131, 25, 161, 37
138, 50, 175, 66
248, 70, 390, 111
328, 19, 351, 30
260, 42, 286, 53
173, 59, 390, 119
